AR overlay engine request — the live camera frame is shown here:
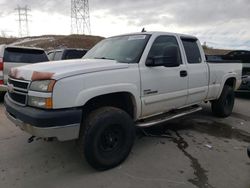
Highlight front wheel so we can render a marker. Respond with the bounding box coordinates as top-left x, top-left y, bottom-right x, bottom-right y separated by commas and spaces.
0, 92, 5, 102
78, 107, 135, 170
211, 85, 235, 117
